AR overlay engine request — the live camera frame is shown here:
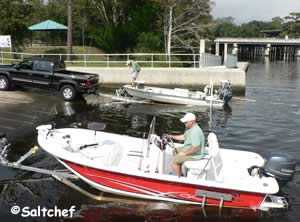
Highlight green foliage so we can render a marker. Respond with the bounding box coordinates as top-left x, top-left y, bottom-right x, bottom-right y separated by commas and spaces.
0, 0, 34, 50
213, 18, 239, 37
88, 0, 160, 52
45, 48, 67, 54
135, 32, 162, 52
1, 0, 299, 54
93, 23, 130, 52
211, 12, 300, 39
